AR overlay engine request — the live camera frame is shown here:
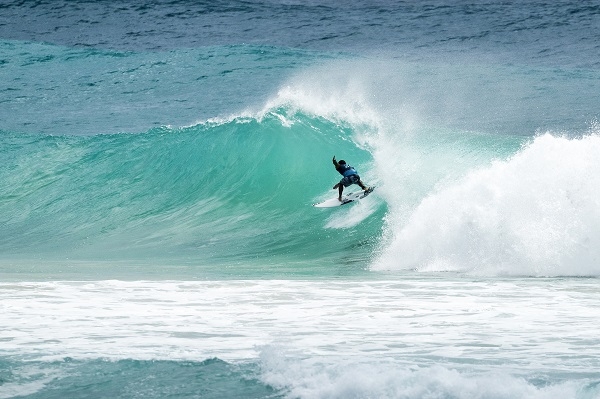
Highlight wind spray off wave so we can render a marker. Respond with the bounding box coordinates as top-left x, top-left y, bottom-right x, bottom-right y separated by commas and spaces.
274, 59, 600, 278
